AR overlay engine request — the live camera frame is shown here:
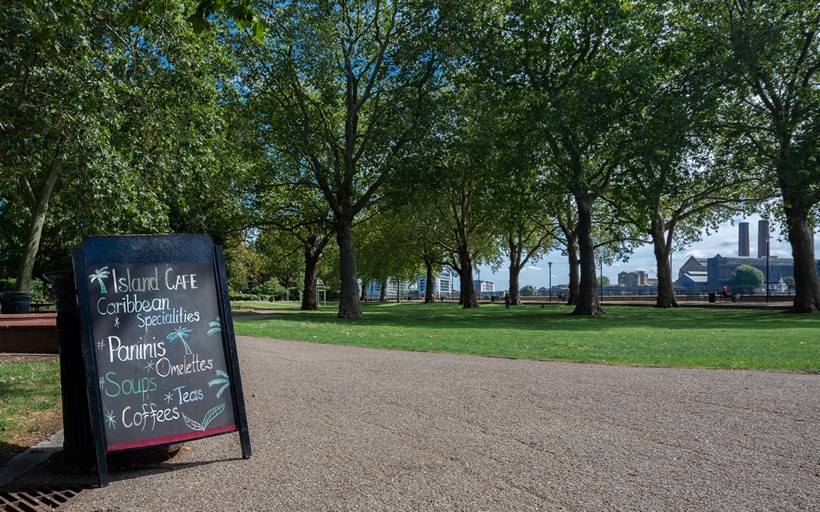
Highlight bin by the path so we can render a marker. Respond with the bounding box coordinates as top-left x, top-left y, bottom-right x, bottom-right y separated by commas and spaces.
1, 291, 30, 314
